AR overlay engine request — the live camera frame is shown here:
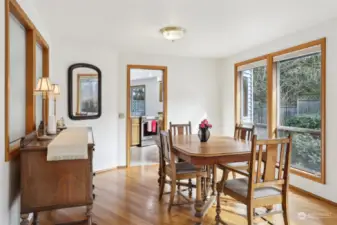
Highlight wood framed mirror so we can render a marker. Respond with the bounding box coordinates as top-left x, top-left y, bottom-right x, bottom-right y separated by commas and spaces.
68, 63, 102, 120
